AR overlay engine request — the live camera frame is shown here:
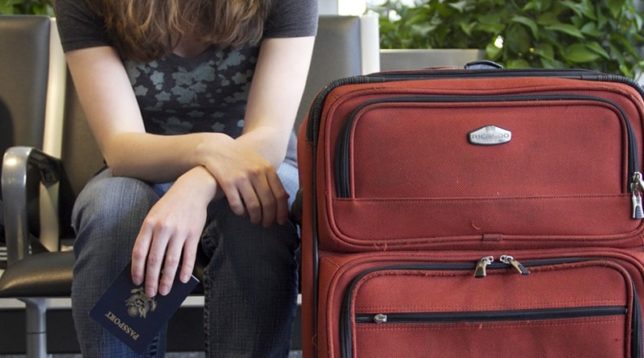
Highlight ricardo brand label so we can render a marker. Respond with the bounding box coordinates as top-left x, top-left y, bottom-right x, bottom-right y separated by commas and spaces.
468, 125, 512, 146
